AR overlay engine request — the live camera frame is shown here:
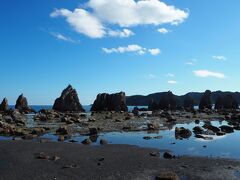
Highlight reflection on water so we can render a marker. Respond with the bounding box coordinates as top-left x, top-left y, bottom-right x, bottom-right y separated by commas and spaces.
1, 120, 240, 159
38, 120, 240, 159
